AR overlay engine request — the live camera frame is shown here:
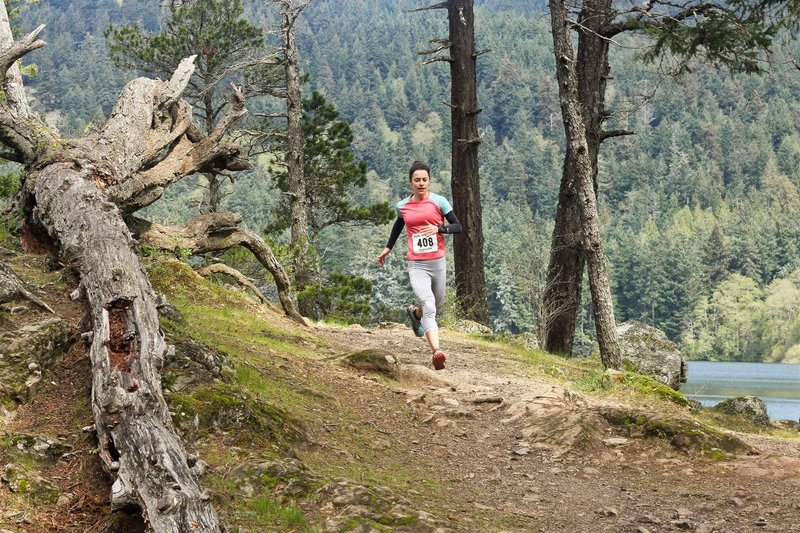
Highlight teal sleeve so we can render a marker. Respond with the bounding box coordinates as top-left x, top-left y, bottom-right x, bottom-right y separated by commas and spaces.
433, 194, 453, 215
